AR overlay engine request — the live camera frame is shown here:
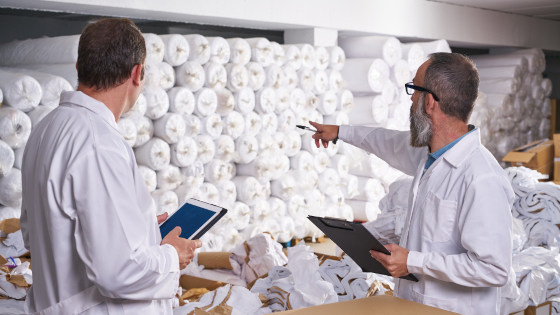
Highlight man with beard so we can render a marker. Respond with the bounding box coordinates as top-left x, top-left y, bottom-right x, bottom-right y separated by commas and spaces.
309, 52, 514, 315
